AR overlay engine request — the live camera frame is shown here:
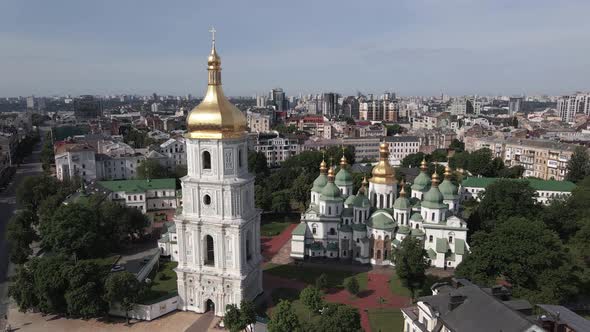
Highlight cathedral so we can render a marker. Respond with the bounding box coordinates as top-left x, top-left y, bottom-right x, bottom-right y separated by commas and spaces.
290, 143, 469, 269
170, 32, 263, 316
